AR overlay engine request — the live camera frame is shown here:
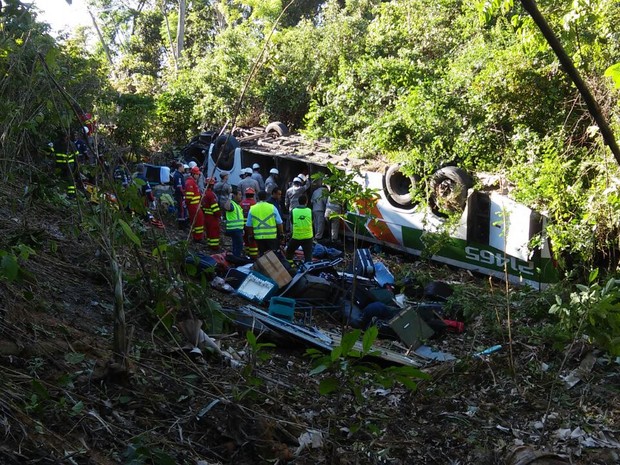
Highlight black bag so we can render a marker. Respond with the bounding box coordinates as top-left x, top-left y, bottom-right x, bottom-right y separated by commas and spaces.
354, 248, 375, 278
